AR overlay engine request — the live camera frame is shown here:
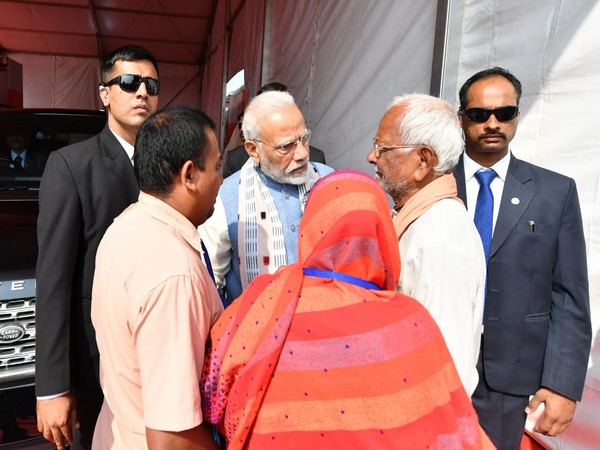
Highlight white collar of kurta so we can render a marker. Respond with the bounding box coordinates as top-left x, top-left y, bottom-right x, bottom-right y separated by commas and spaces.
237, 158, 318, 290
